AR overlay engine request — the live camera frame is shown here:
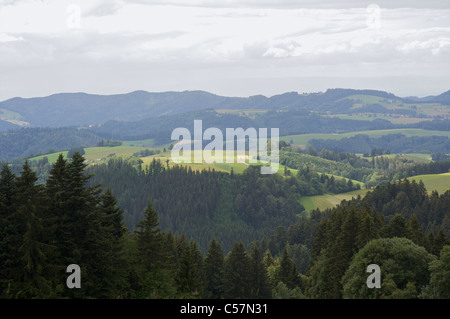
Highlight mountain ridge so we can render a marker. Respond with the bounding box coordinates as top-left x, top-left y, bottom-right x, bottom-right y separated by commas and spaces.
0, 88, 448, 130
